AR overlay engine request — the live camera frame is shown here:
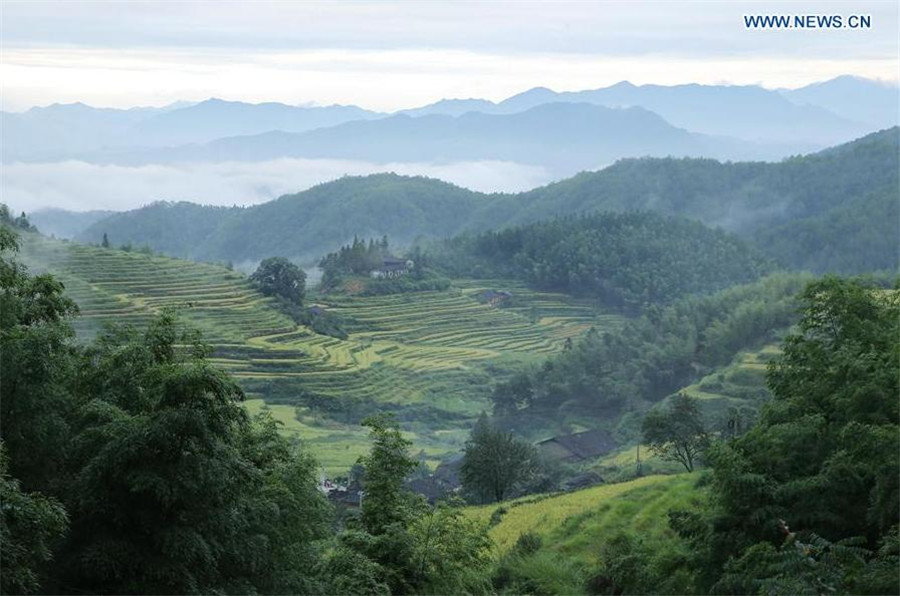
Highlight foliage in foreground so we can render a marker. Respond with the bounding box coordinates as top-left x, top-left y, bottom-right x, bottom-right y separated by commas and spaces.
481, 277, 898, 595
321, 414, 493, 595
1, 227, 324, 594
1, 225, 494, 595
